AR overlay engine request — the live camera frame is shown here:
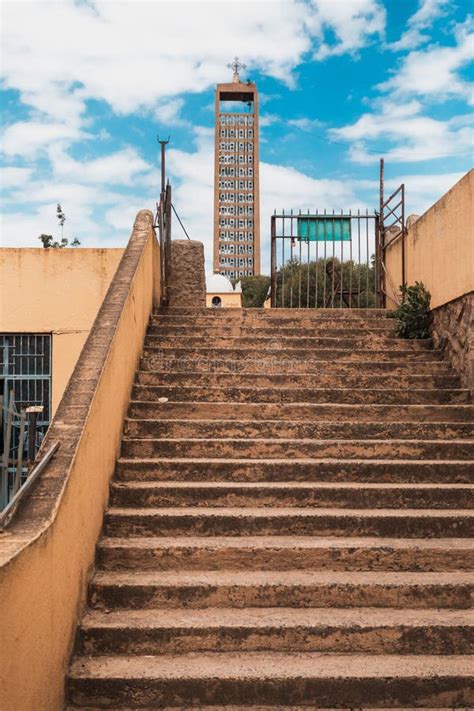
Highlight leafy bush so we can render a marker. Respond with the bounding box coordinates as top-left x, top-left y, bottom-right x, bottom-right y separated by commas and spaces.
391, 281, 431, 339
